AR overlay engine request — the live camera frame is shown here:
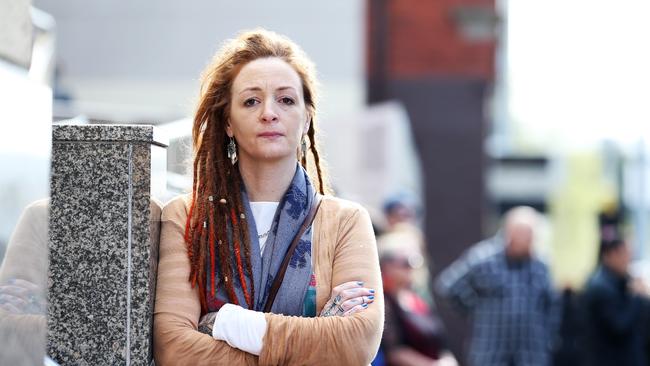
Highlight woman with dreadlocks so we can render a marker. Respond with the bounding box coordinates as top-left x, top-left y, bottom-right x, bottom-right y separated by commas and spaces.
153, 29, 384, 365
